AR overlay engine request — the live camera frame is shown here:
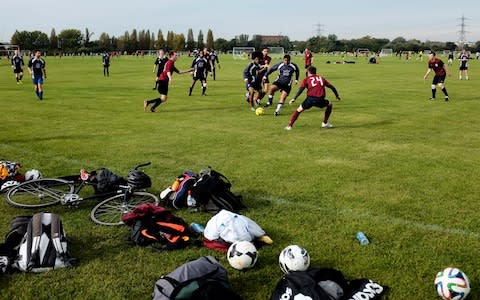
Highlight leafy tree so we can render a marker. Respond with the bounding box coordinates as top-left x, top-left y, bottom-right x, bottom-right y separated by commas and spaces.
166, 31, 174, 51
49, 29, 58, 51
186, 28, 195, 51
98, 32, 111, 51
157, 30, 165, 50
206, 29, 214, 50
197, 30, 204, 50
172, 33, 186, 51
58, 29, 83, 52
235, 34, 249, 47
